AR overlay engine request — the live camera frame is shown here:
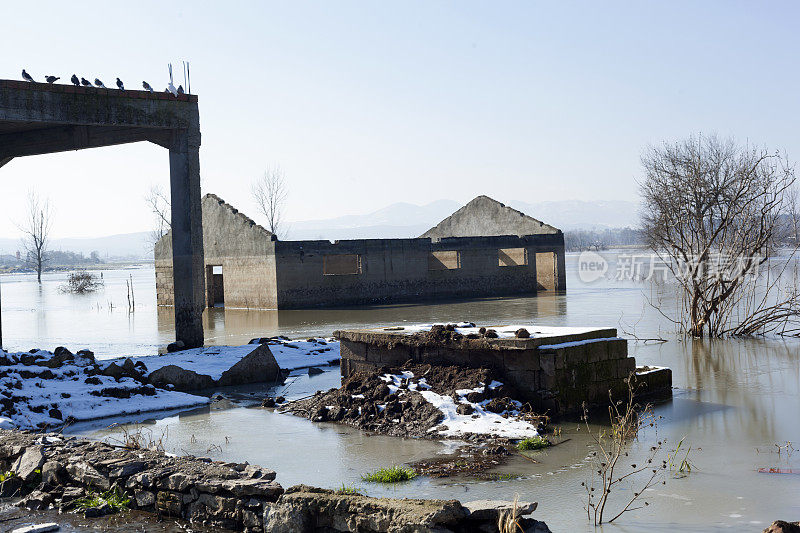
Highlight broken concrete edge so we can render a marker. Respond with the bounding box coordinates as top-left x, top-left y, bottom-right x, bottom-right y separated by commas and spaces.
1, 430, 551, 533
333, 327, 619, 351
